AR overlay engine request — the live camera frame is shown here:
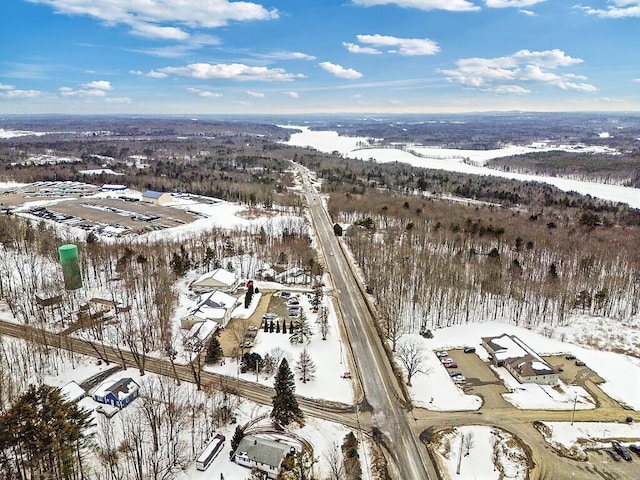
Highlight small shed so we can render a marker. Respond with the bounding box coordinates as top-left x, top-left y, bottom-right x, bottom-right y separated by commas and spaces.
93, 377, 140, 408
141, 190, 173, 206
60, 381, 86, 403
